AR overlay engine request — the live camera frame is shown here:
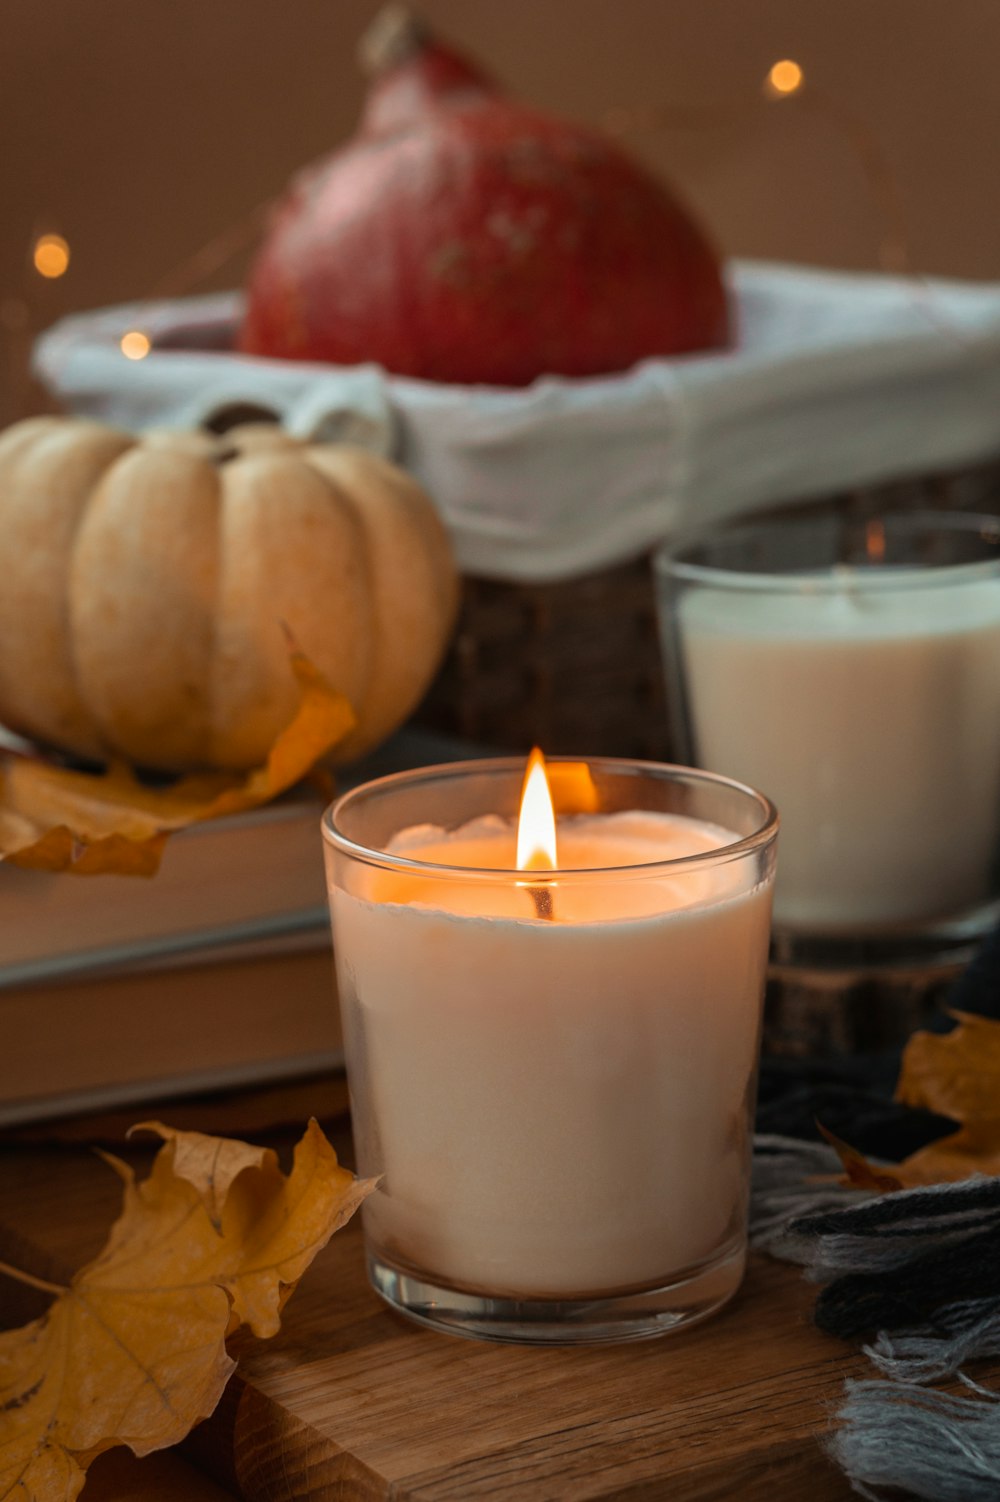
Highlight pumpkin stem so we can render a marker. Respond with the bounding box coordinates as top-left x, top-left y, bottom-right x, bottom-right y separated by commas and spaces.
358, 3, 497, 138
359, 4, 429, 77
